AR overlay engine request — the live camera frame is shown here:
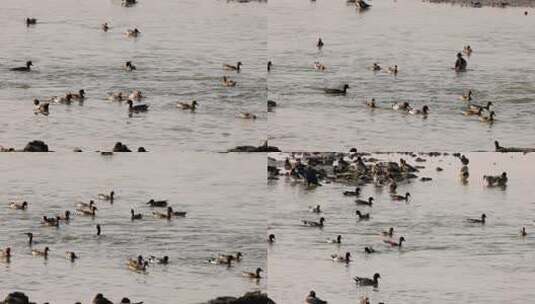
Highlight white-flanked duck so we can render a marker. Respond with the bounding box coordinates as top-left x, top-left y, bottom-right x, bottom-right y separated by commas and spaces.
467, 213, 486, 224
98, 191, 115, 202
391, 192, 410, 201
131, 209, 142, 220
327, 235, 342, 244
125, 61, 136, 71
33, 99, 50, 115
146, 199, 167, 207
343, 187, 361, 197
354, 273, 380, 287
242, 267, 262, 279
222, 76, 237, 87
32, 247, 50, 258
324, 84, 349, 95
239, 112, 257, 120
302, 217, 325, 228
313, 61, 326, 71
384, 236, 405, 247
484, 172, 507, 187
309, 205, 321, 213
355, 197, 373, 206
409, 105, 429, 116
305, 291, 327, 304
9, 201, 28, 210
11, 61, 33, 72
331, 252, 351, 263
479, 110, 495, 123
223, 62, 242, 72
355, 210, 370, 220
177, 100, 198, 111
126, 99, 149, 113
66, 251, 79, 262
392, 101, 410, 111
459, 90, 473, 101
125, 28, 141, 38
